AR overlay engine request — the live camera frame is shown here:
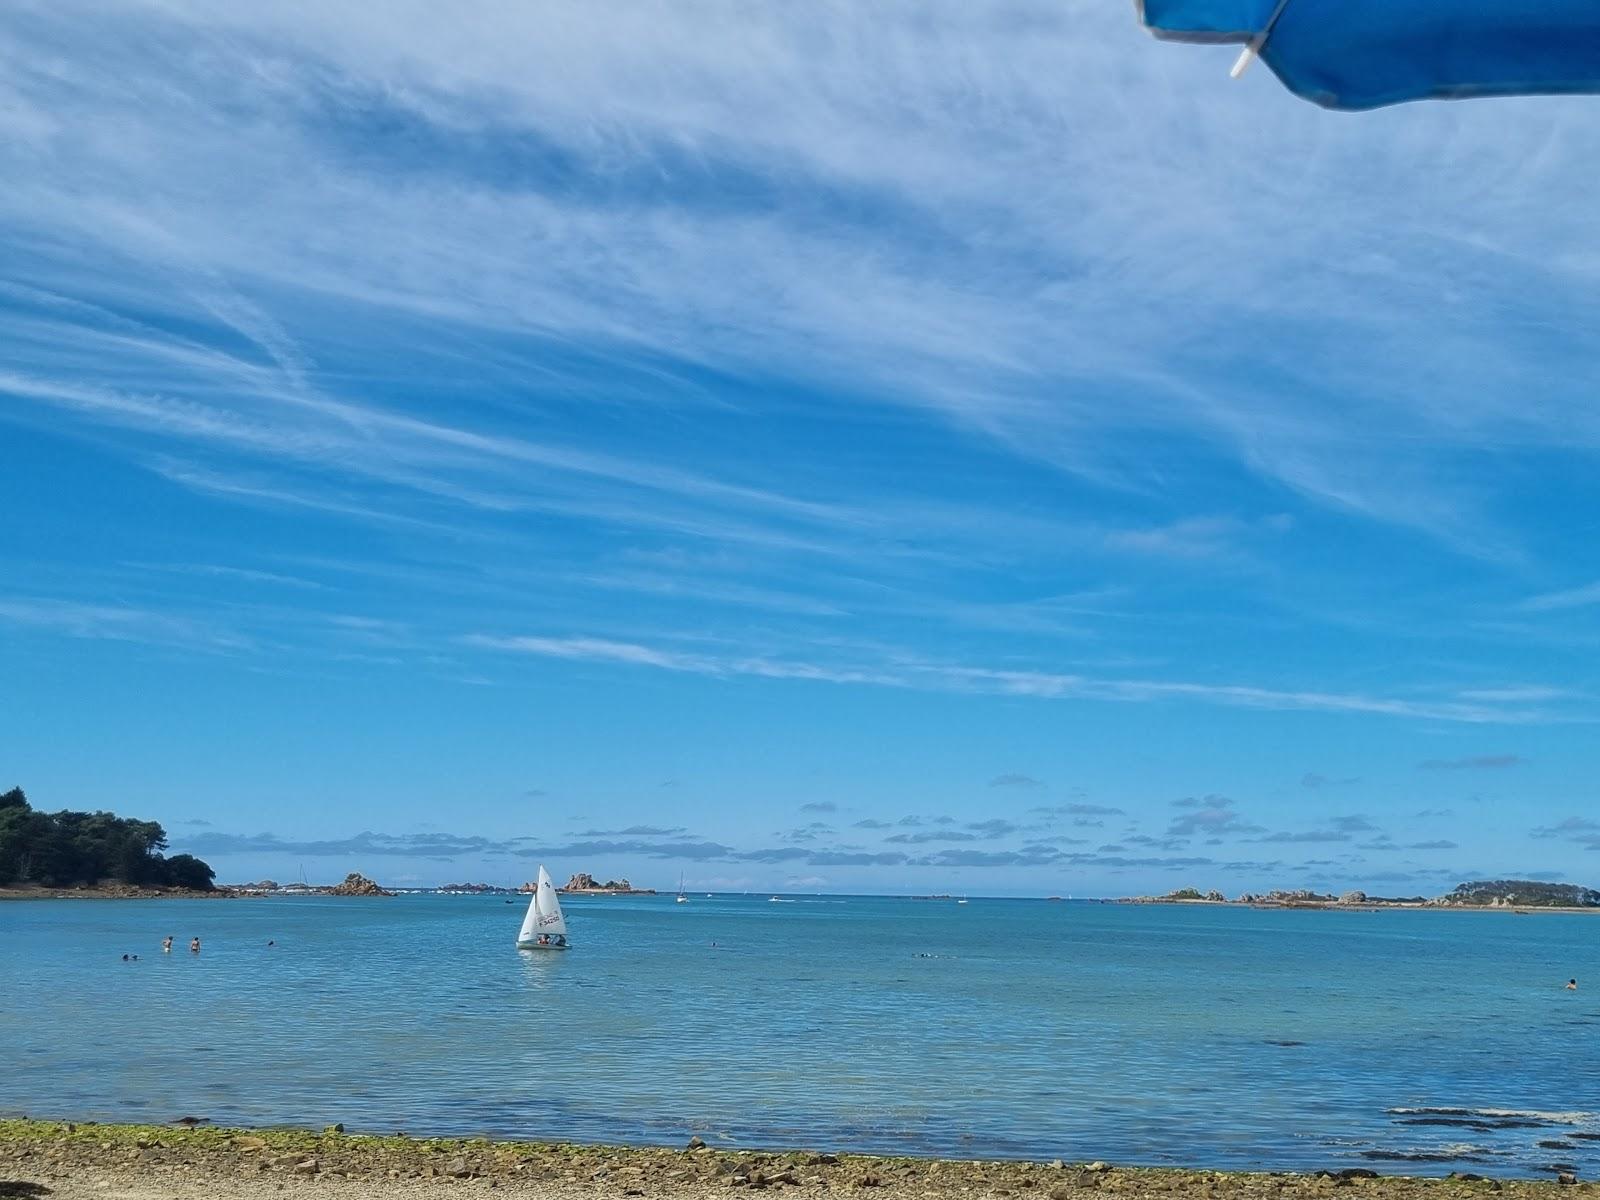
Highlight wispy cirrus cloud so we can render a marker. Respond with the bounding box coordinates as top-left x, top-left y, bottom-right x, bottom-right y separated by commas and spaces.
1519, 582, 1600, 613
14, 0, 1579, 552
0, 596, 253, 652
471, 631, 1560, 724
1104, 514, 1292, 561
